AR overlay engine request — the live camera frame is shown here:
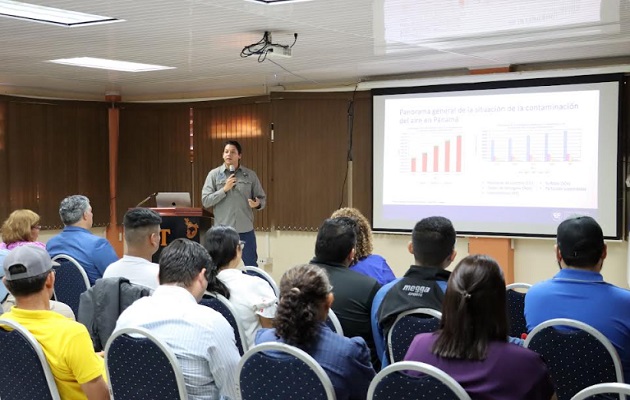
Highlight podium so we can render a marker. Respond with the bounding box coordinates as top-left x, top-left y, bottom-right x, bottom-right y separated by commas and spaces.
150, 208, 213, 263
